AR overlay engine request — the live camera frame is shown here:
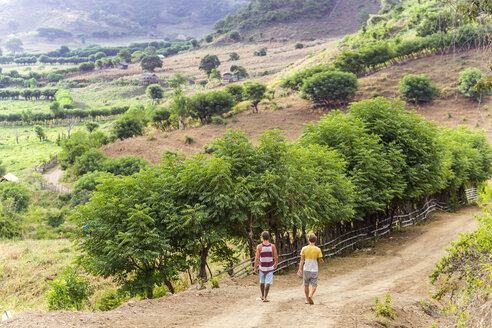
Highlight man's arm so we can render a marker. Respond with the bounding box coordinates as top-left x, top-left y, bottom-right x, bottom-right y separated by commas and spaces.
319, 249, 324, 263
272, 244, 279, 269
253, 244, 261, 274
297, 255, 305, 276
